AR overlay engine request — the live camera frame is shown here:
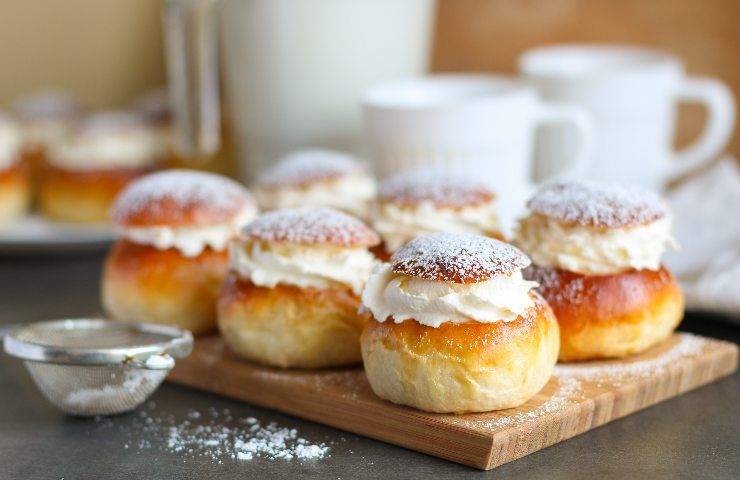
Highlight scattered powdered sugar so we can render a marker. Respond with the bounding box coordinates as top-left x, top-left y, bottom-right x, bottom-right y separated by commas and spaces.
243, 207, 379, 247
391, 232, 531, 283
553, 333, 707, 385
111, 169, 253, 221
94, 406, 330, 463
528, 180, 669, 227
65, 368, 164, 411
258, 149, 362, 188
144, 354, 175, 370
378, 169, 495, 208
